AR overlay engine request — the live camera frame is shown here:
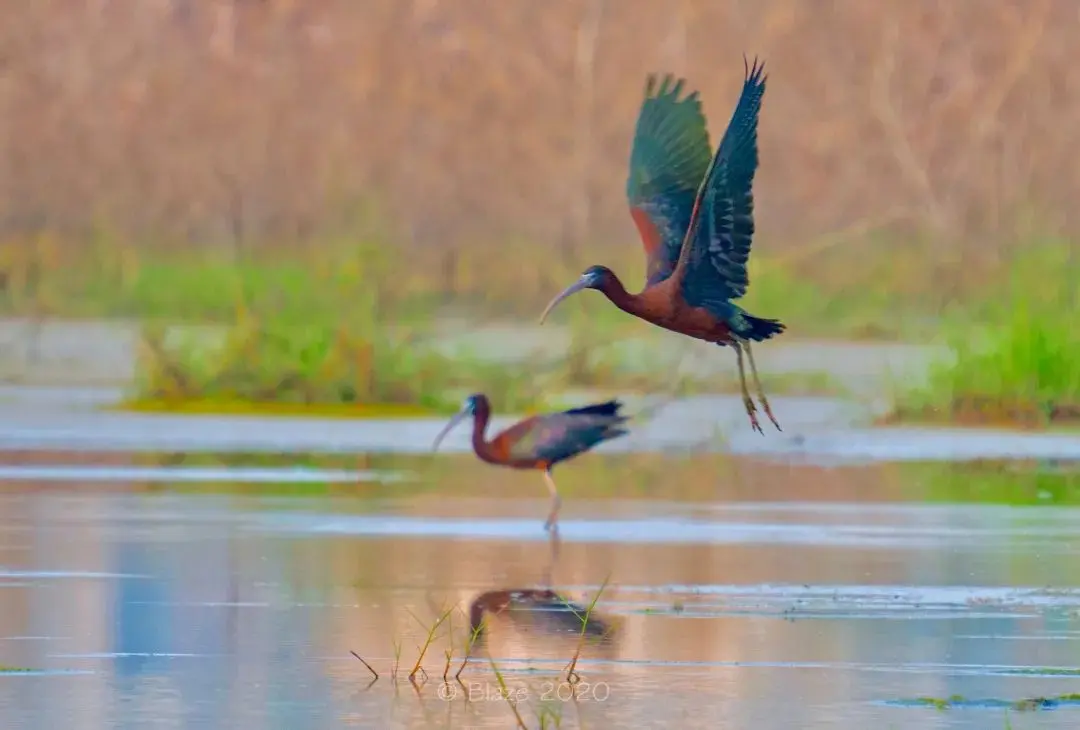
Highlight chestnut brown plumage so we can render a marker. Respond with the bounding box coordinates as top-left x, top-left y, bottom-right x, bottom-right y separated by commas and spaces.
540, 57, 784, 434
432, 394, 629, 532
